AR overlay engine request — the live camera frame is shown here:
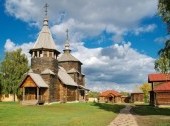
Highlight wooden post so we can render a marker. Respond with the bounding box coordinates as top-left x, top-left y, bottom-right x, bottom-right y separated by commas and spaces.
52, 52, 54, 58
47, 51, 49, 57
37, 87, 39, 100
32, 52, 35, 57
23, 87, 25, 101
37, 51, 39, 57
